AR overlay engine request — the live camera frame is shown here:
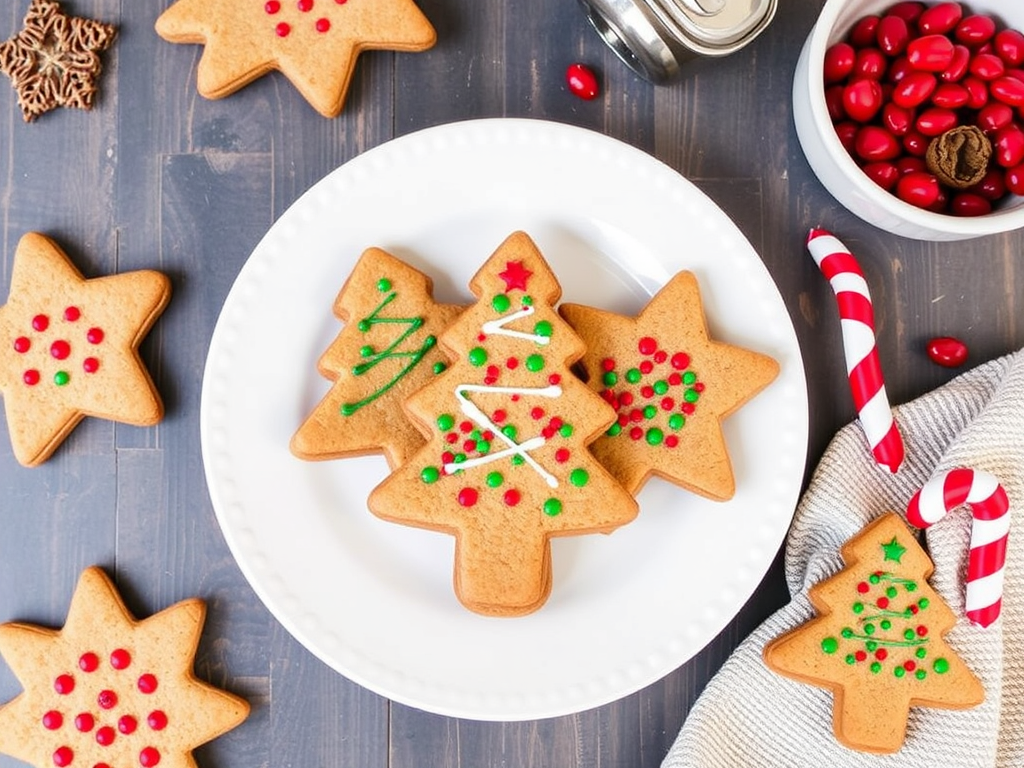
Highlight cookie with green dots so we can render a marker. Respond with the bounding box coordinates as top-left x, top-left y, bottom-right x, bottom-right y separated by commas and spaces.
291, 247, 462, 470
763, 513, 984, 754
